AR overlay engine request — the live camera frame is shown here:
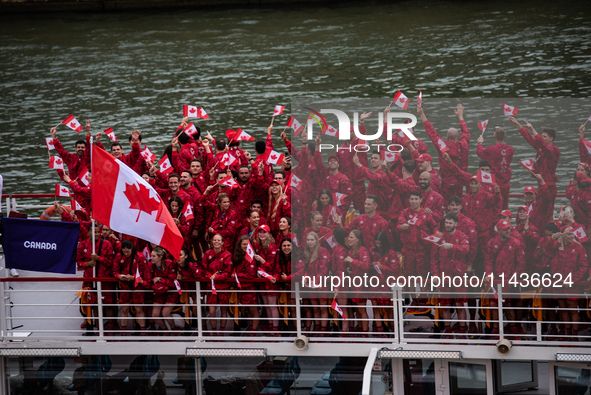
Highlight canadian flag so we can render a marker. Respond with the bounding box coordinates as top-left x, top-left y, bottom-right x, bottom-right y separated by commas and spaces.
141, 245, 151, 262
71, 198, 84, 211
62, 114, 83, 132
502, 103, 519, 117
245, 241, 255, 263
478, 120, 489, 133
273, 105, 285, 116
183, 203, 194, 220
423, 234, 441, 244
329, 205, 338, 219
408, 214, 421, 225
174, 279, 183, 295
477, 169, 495, 184
331, 299, 346, 319
417, 90, 423, 106
233, 128, 254, 141
520, 158, 535, 171
324, 230, 337, 249
219, 174, 239, 189
183, 122, 198, 136
211, 278, 217, 295
292, 235, 299, 247
582, 139, 591, 155
290, 174, 303, 190
197, 108, 209, 119
573, 225, 589, 242
333, 192, 347, 207
526, 204, 533, 215
221, 152, 238, 168
436, 139, 450, 153
55, 184, 71, 197
264, 149, 285, 165
382, 150, 398, 163
287, 117, 305, 136
134, 267, 141, 287
46, 138, 55, 151
183, 105, 198, 118
158, 156, 173, 174
80, 170, 90, 186
91, 144, 184, 259
374, 263, 383, 276
49, 156, 64, 170
141, 145, 156, 163
588, 115, 591, 122
392, 91, 410, 110
325, 124, 338, 137
258, 269, 274, 280
103, 127, 117, 142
